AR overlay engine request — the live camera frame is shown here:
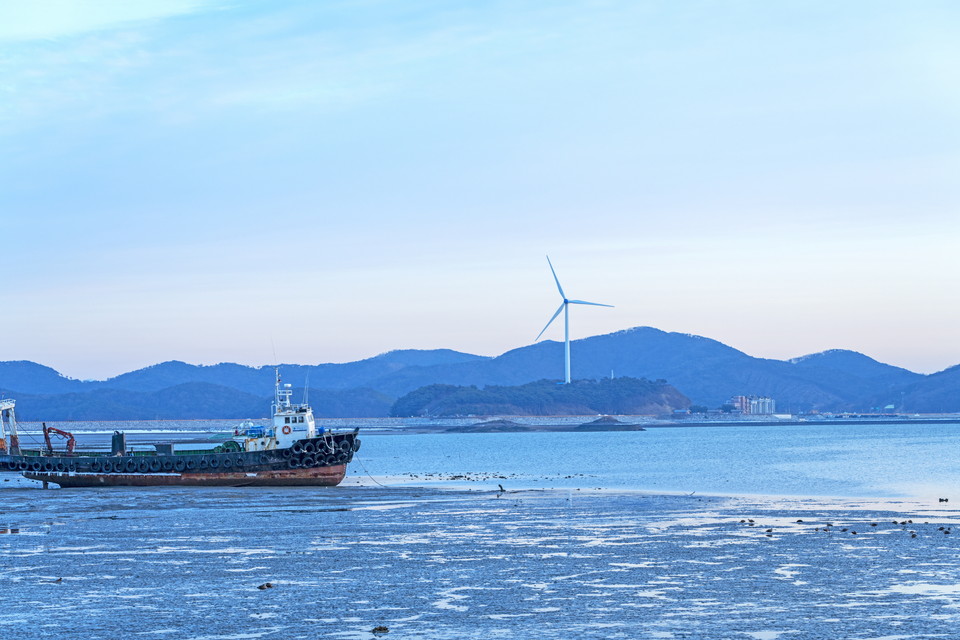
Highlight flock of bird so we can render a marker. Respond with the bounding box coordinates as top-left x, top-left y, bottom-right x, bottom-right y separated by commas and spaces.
736, 516, 955, 539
